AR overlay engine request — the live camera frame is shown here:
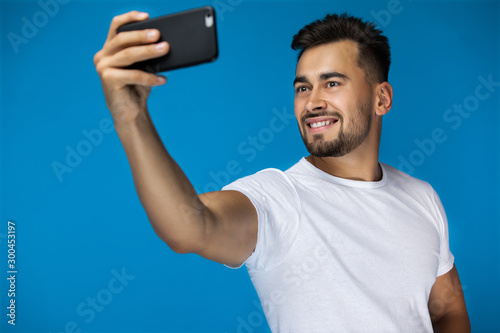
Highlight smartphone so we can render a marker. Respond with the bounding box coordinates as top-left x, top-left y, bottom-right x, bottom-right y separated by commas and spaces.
117, 6, 218, 73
